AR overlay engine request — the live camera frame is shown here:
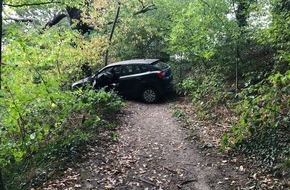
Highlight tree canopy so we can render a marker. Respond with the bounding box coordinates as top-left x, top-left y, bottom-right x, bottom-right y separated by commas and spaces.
0, 0, 289, 189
